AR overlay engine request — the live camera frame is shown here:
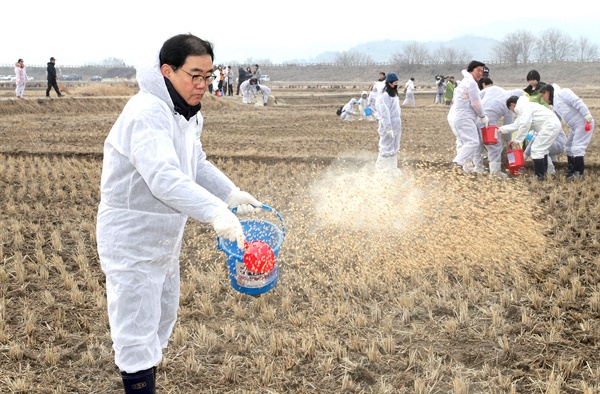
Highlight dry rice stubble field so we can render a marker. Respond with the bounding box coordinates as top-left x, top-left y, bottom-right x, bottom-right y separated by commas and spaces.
0, 88, 599, 393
